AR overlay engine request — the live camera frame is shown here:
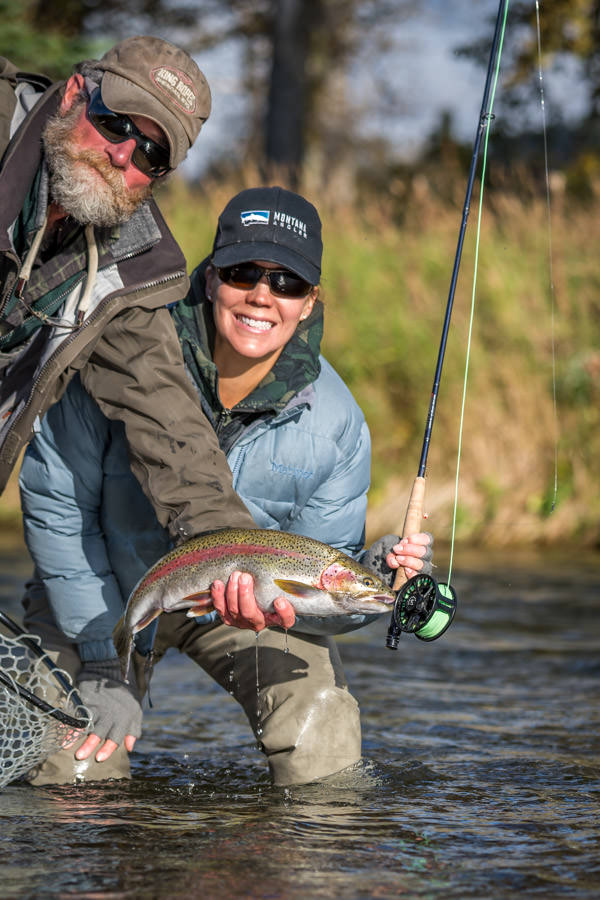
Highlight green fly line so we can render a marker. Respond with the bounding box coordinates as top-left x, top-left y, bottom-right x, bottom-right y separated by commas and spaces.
446, 1, 510, 586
